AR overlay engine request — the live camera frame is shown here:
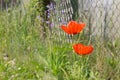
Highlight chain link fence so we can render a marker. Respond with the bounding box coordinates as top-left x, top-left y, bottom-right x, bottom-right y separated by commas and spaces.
1, 0, 120, 42
51, 0, 120, 42
0, 0, 120, 57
